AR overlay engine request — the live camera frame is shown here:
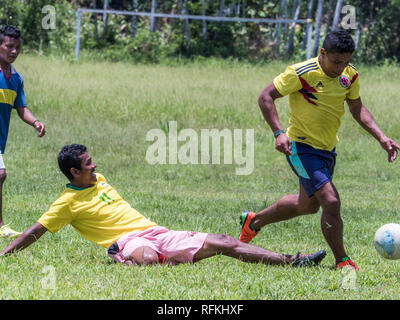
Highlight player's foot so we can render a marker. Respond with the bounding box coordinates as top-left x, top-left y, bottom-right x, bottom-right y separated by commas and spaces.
239, 211, 259, 243
0, 225, 22, 238
336, 257, 361, 271
292, 250, 327, 267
